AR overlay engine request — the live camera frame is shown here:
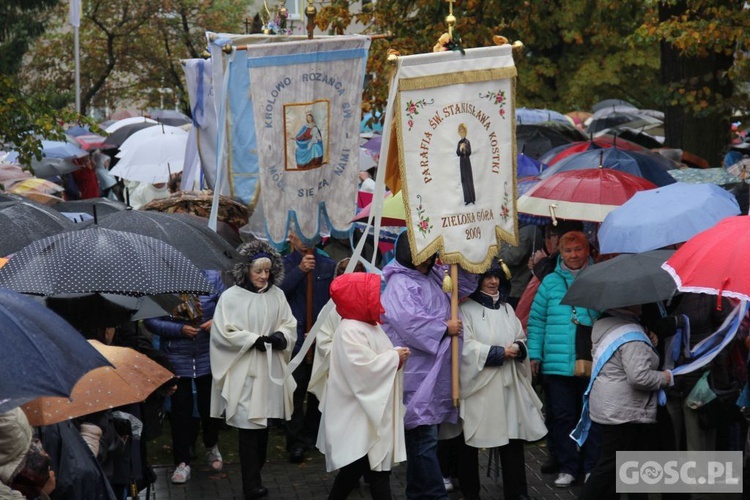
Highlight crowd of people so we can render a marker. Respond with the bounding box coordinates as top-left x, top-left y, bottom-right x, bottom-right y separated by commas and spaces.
1, 211, 749, 500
